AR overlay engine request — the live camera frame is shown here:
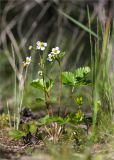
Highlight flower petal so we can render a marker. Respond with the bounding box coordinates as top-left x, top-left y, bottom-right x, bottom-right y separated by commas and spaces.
41, 47, 45, 50
36, 46, 41, 49
44, 43, 47, 47
36, 41, 40, 45
56, 47, 59, 50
